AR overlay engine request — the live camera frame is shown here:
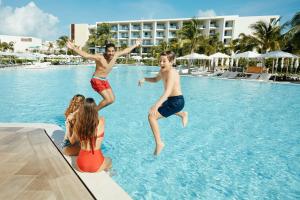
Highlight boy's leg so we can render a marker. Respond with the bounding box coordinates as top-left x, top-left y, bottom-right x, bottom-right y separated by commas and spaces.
96, 89, 115, 111
148, 112, 165, 155
175, 111, 188, 127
